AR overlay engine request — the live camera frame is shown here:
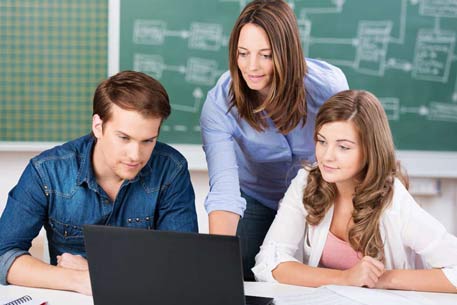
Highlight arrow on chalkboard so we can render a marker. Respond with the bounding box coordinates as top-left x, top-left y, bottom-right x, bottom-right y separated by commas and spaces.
386, 58, 412, 71
400, 106, 429, 115
165, 30, 190, 39
171, 87, 204, 113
